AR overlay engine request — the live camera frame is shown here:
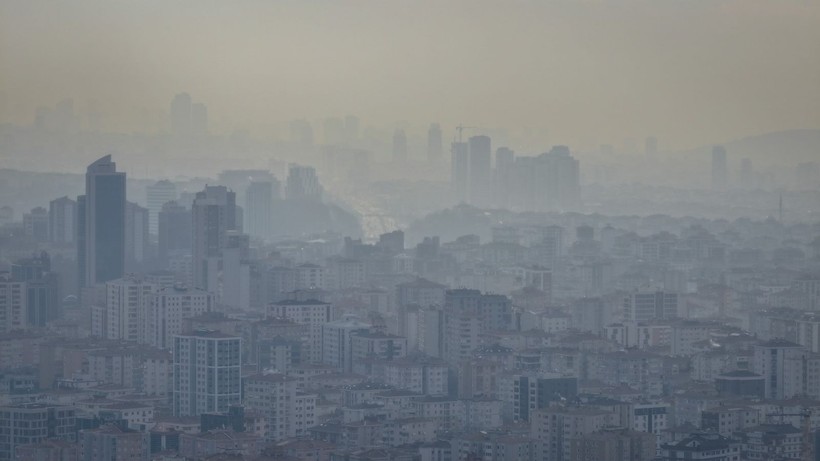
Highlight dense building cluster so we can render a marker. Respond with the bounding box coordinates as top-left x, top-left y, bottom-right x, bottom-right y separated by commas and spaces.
0, 152, 819, 461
